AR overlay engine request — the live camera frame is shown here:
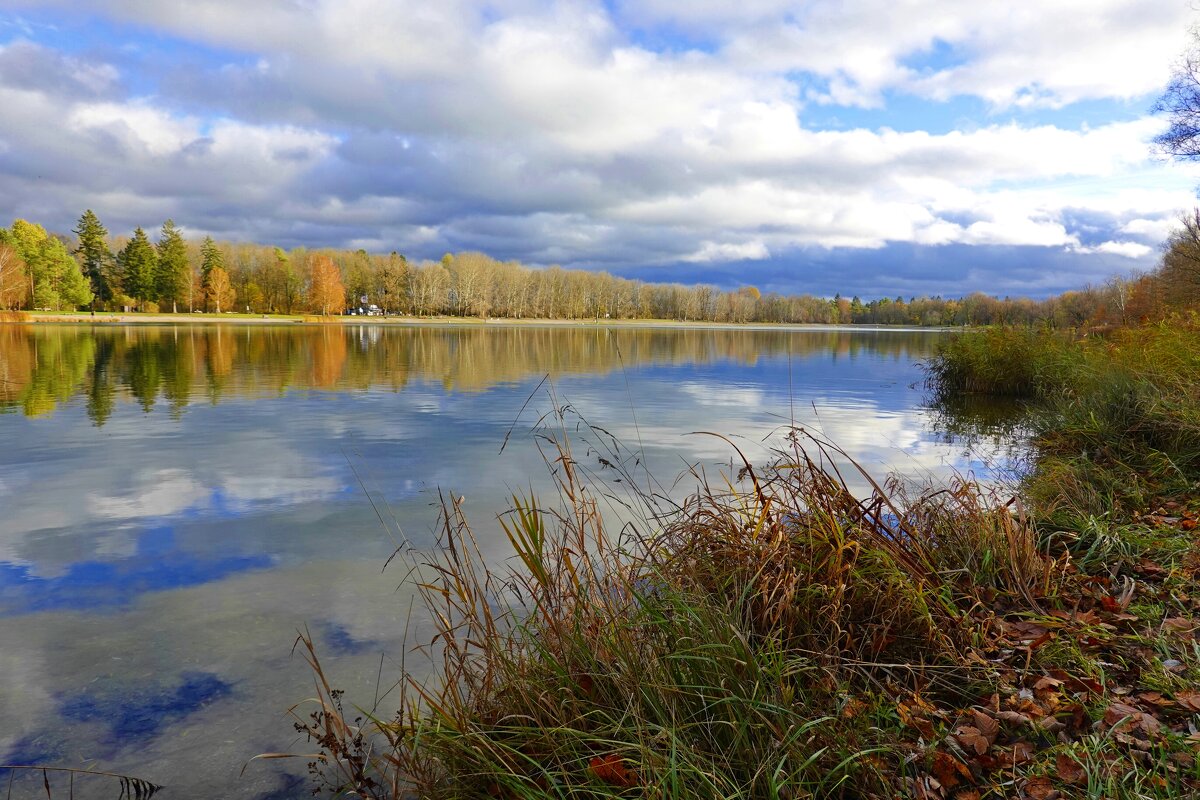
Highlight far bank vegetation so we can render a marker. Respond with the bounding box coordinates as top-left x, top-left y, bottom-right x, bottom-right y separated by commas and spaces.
2, 209, 1197, 326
